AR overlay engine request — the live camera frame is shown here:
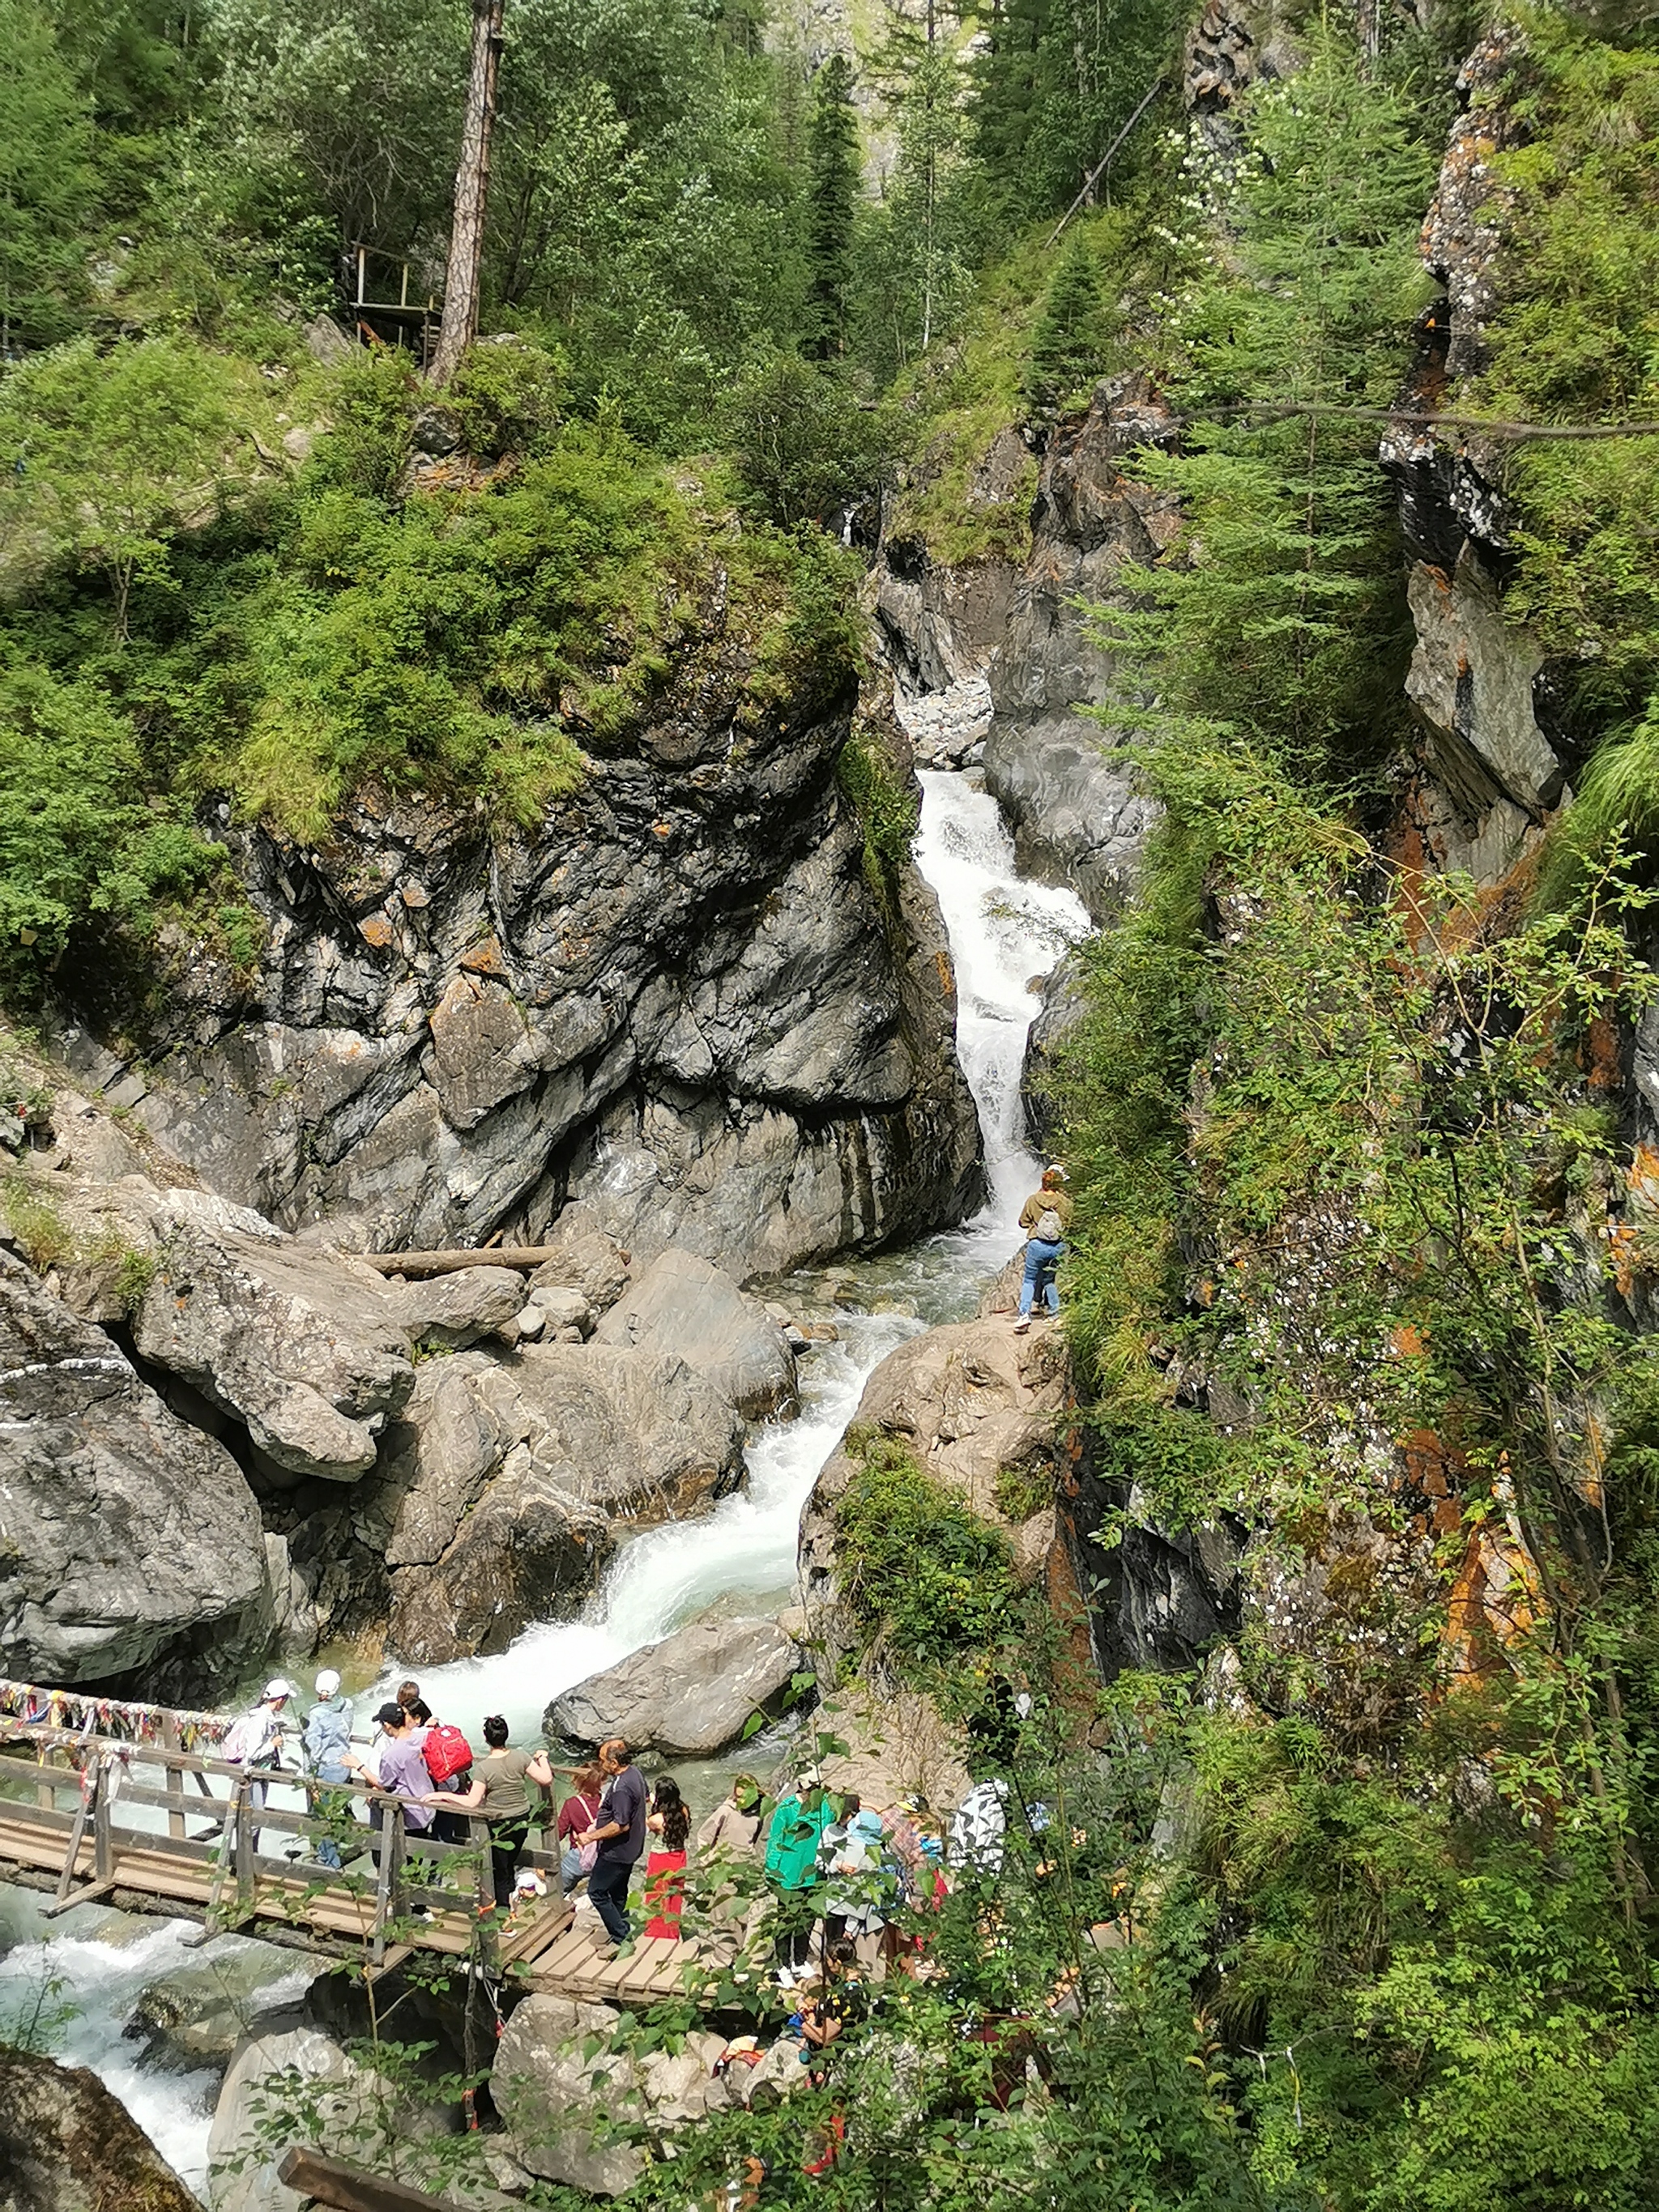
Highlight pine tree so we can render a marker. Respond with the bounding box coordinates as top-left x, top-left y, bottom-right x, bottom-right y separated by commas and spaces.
804, 51, 859, 359
1023, 229, 1107, 411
